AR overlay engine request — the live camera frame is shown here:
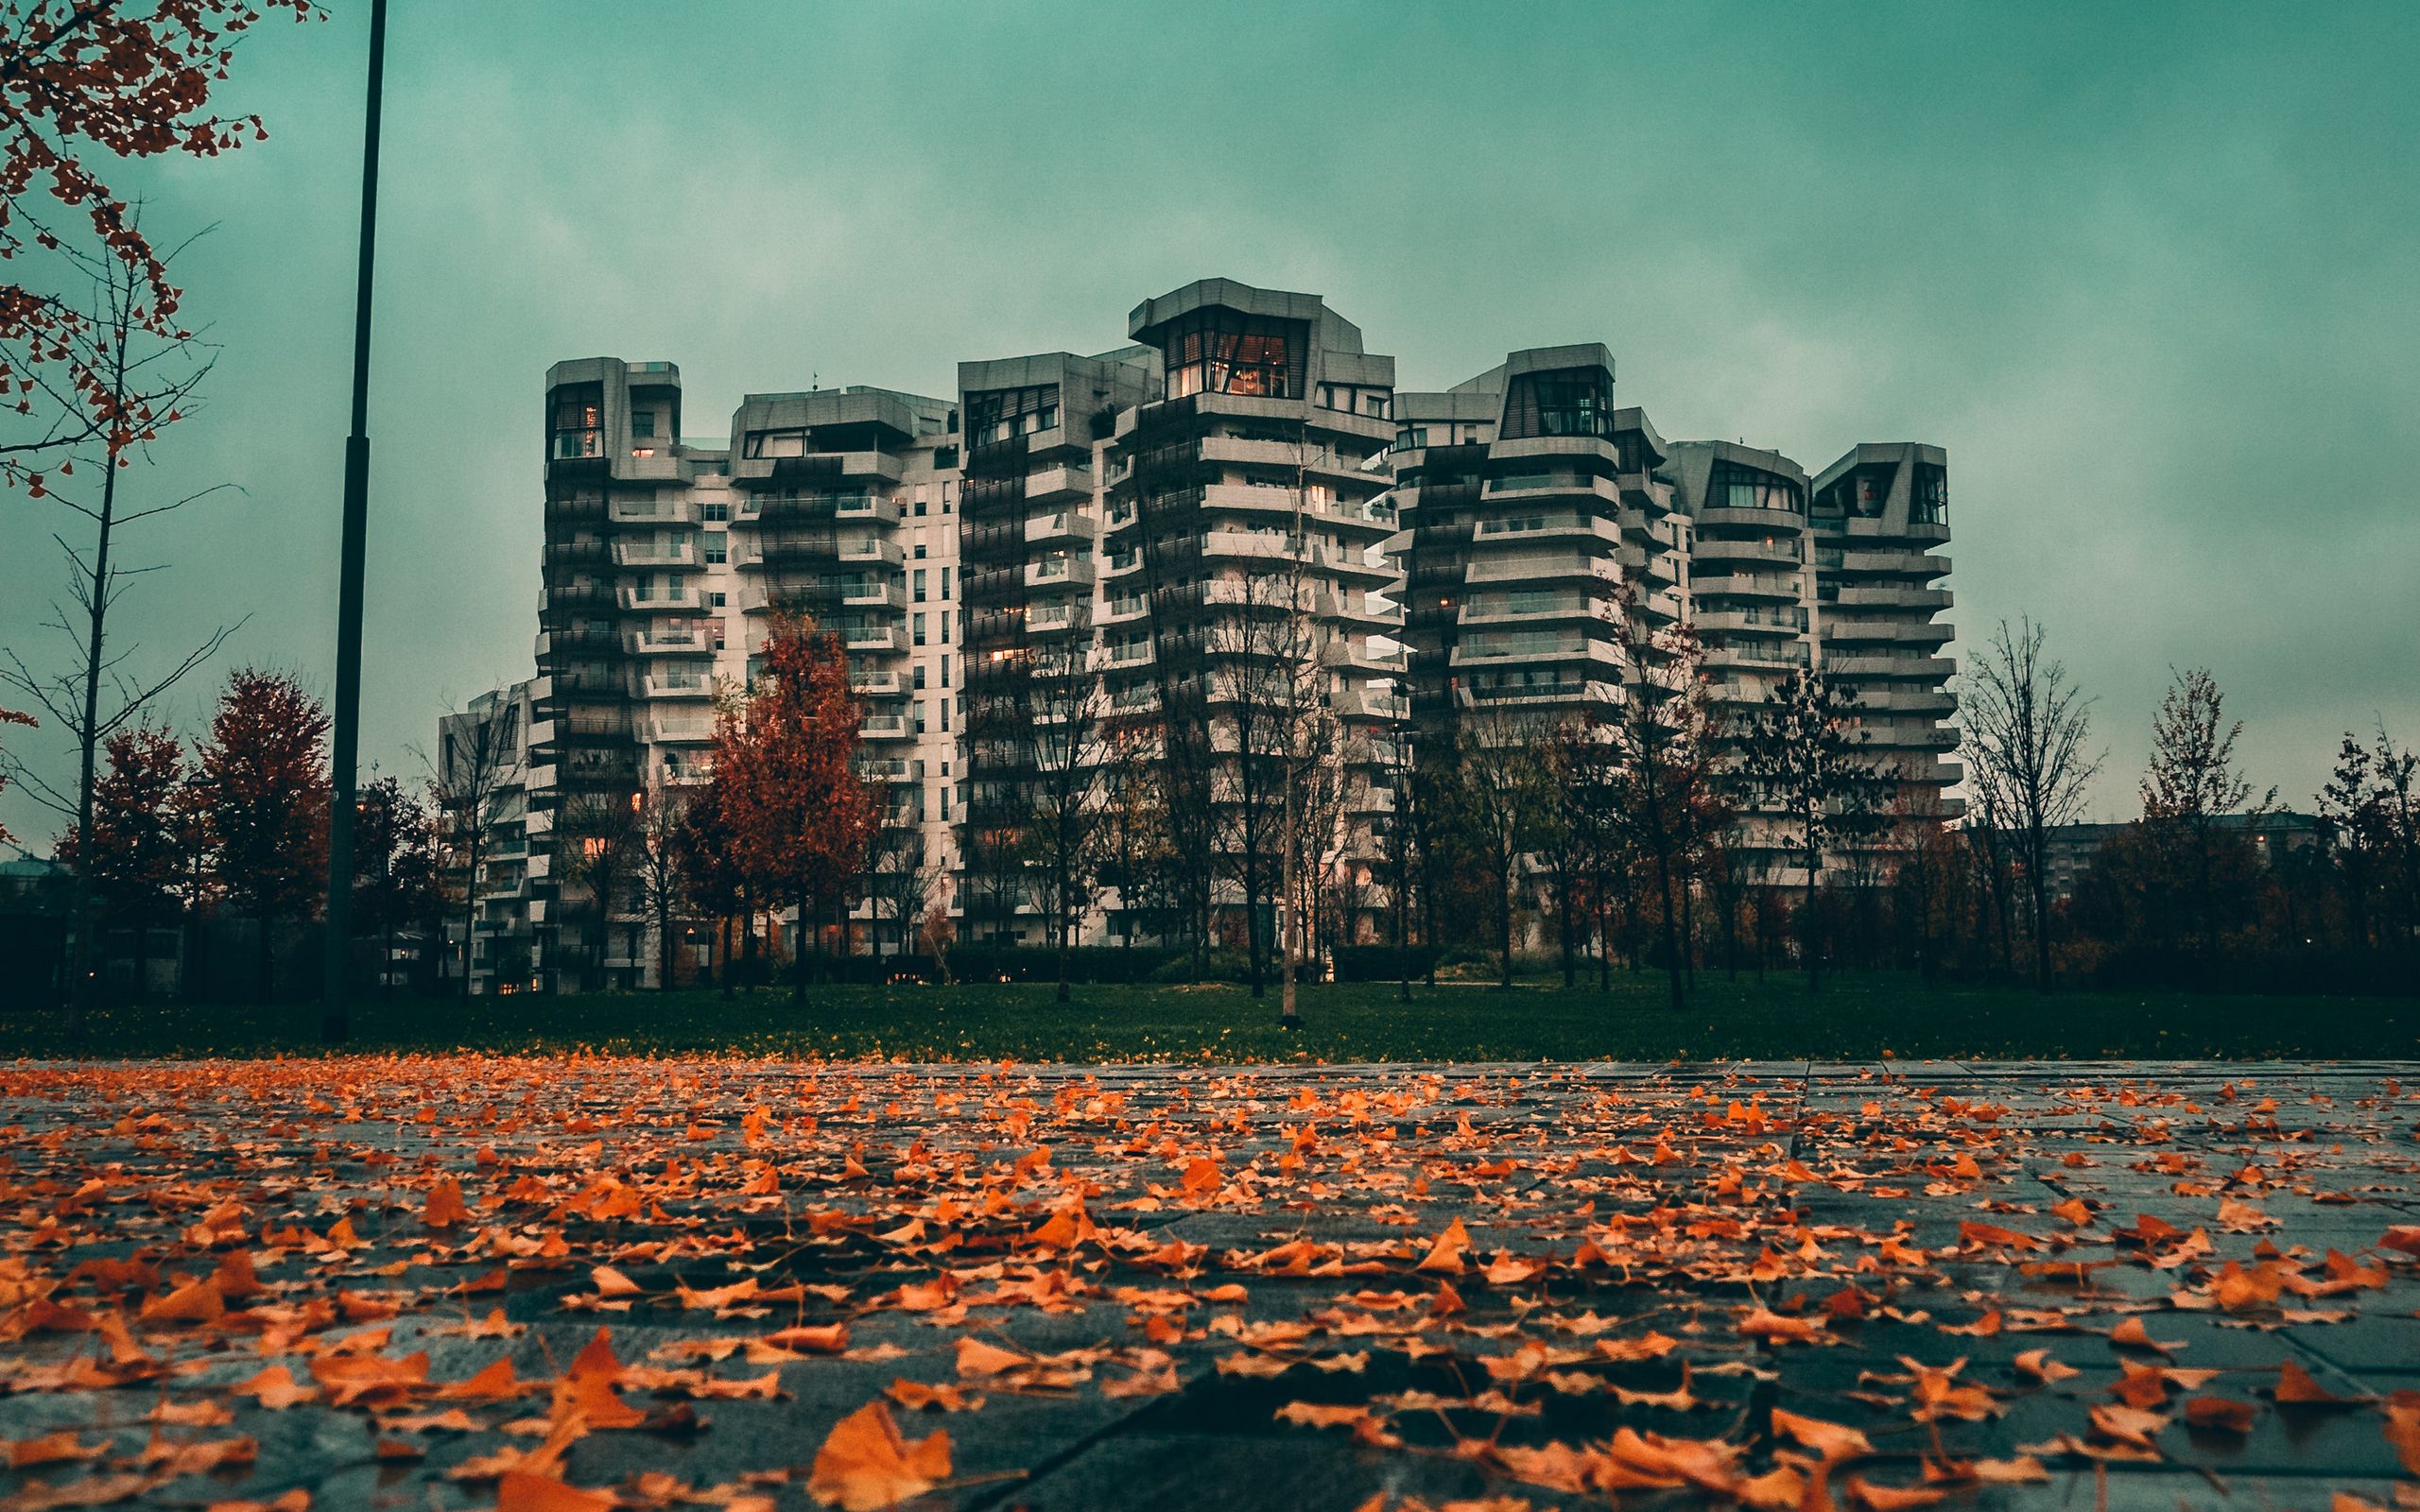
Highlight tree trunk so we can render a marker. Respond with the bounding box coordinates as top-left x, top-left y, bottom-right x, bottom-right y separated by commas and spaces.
718, 914, 734, 1000
1558, 864, 1575, 988
256, 917, 275, 1005
460, 832, 482, 1000
64, 323, 131, 1039
1803, 852, 1822, 994
793, 900, 810, 1005
1496, 855, 1513, 989
1680, 878, 1698, 992
1652, 850, 1685, 1014
2030, 874, 2054, 993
